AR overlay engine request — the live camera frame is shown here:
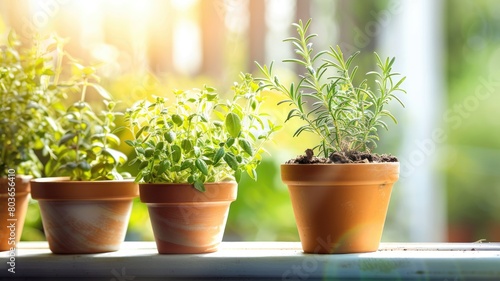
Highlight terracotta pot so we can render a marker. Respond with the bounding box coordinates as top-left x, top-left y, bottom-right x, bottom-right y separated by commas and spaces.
140, 182, 237, 254
282, 163, 399, 254
30, 177, 138, 254
0, 176, 31, 251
